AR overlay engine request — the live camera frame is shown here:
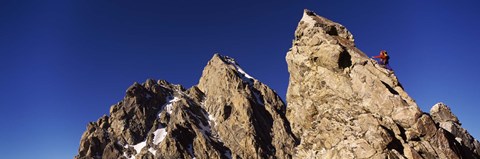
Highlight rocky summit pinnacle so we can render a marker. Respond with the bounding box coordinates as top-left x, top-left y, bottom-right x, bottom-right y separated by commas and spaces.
76, 54, 295, 159
285, 9, 480, 158
76, 9, 480, 159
